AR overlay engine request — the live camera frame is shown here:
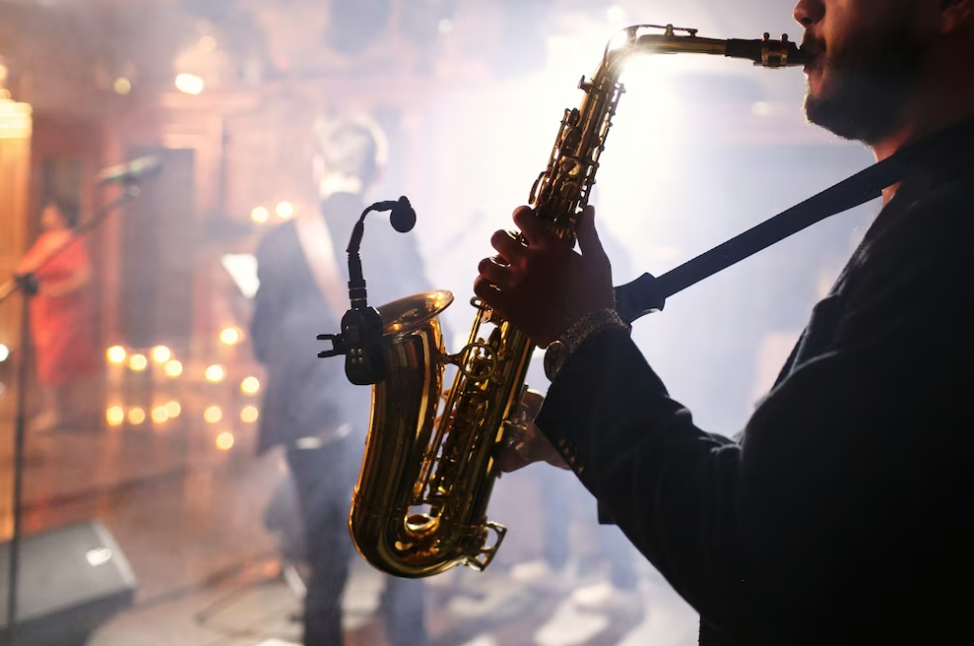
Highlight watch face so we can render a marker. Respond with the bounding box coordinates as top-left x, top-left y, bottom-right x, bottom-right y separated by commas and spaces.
544, 341, 567, 380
